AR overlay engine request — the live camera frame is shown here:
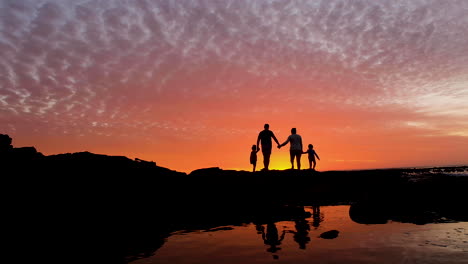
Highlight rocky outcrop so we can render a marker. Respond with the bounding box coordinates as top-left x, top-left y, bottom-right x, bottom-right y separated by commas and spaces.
0, 134, 13, 151
1, 134, 44, 166
3, 133, 467, 263
1, 134, 185, 177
